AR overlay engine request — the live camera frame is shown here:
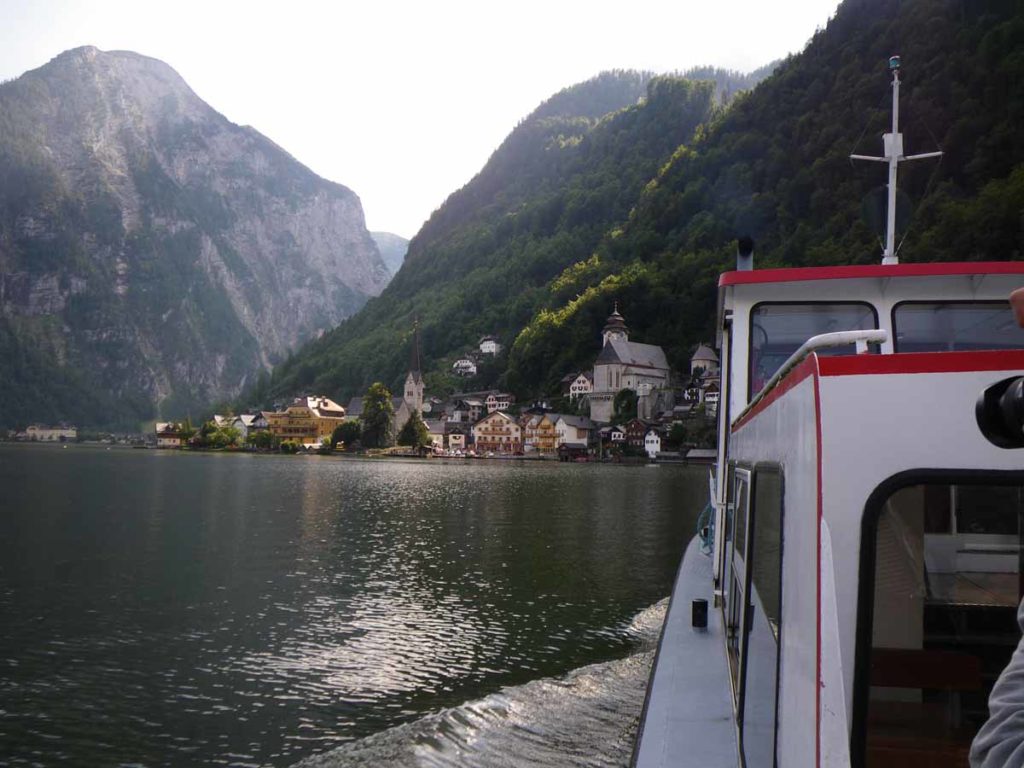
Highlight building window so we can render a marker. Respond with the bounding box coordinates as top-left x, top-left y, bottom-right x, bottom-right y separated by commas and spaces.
853, 473, 1024, 767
